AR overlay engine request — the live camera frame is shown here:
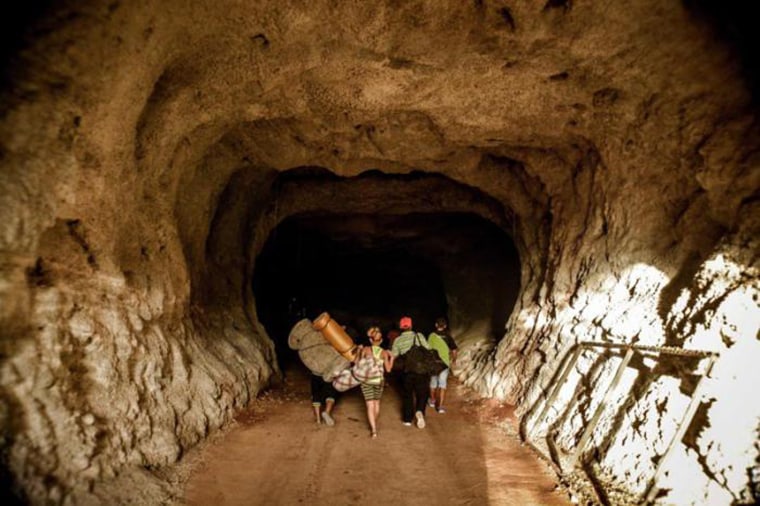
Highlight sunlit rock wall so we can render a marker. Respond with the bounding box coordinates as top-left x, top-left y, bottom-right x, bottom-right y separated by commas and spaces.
516, 208, 759, 504
0, 1, 758, 504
